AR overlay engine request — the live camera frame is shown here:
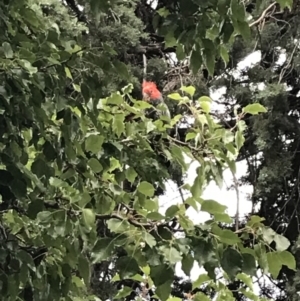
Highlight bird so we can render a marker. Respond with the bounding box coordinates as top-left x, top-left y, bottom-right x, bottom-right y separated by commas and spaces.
142, 80, 171, 119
